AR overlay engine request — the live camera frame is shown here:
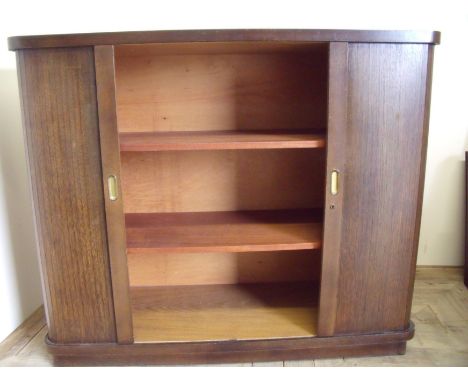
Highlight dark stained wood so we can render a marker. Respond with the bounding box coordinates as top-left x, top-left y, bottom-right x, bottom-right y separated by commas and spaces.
125, 209, 323, 254
405, 45, 437, 320
12, 29, 438, 364
94, 45, 134, 344
52, 342, 407, 365
131, 282, 319, 342
334, 44, 431, 334
16, 47, 116, 343
46, 324, 413, 365
317, 42, 348, 336
8, 29, 440, 50
119, 130, 326, 152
